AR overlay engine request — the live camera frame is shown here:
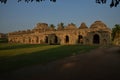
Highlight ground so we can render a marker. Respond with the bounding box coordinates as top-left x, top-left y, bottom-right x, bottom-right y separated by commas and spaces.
0, 46, 120, 80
